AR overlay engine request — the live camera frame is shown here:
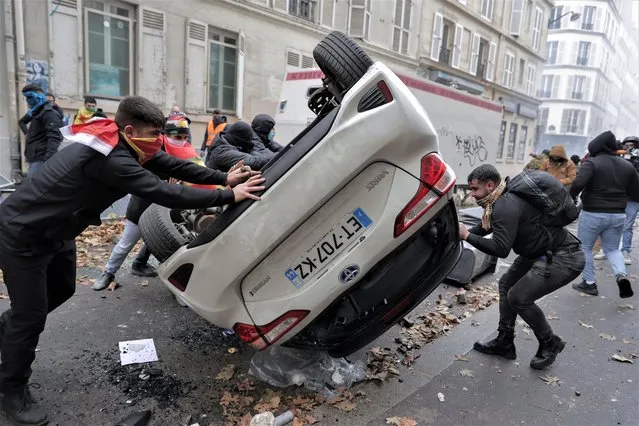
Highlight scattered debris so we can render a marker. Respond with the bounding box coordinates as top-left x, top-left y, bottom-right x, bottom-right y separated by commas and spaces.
599, 333, 617, 341
366, 347, 401, 382
622, 339, 632, 344
611, 354, 634, 364
578, 321, 594, 329
575, 391, 581, 396
386, 417, 418, 426
577, 292, 592, 297
114, 410, 152, 426
437, 392, 445, 402
455, 354, 469, 362
459, 369, 474, 377
545, 314, 559, 320
539, 375, 560, 386
455, 291, 468, 305
228, 347, 238, 354
216, 364, 236, 381
617, 303, 634, 310
107, 281, 119, 291
119, 339, 159, 366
